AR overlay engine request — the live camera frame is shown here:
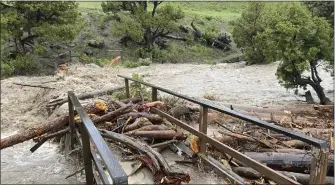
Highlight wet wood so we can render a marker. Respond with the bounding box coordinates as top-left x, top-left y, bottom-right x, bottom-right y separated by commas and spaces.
283, 140, 311, 149
125, 125, 168, 133
257, 148, 308, 154
244, 151, 333, 175
232, 167, 262, 179
218, 130, 275, 150
150, 140, 178, 148
151, 107, 300, 185
123, 117, 153, 132
100, 129, 190, 184
124, 130, 187, 140
90, 104, 133, 124
120, 112, 164, 124
100, 129, 161, 170
1, 115, 69, 150
13, 82, 55, 89
281, 171, 334, 185
47, 86, 124, 107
